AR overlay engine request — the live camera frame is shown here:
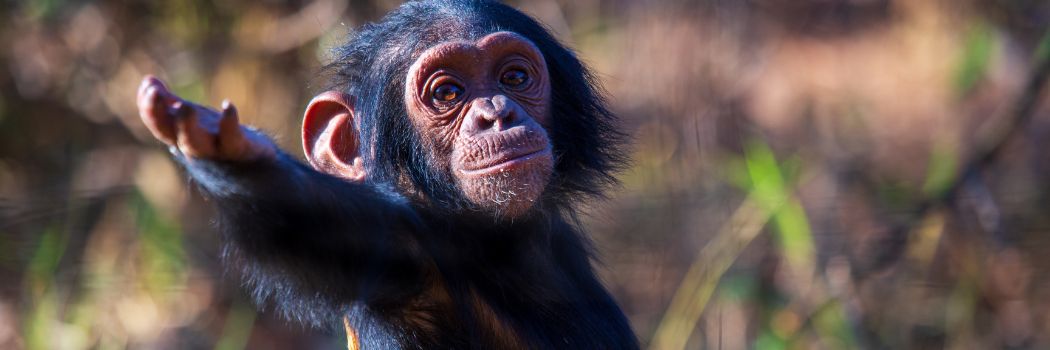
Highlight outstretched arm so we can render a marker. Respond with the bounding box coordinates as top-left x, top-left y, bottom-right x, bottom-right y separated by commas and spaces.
136, 76, 426, 324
